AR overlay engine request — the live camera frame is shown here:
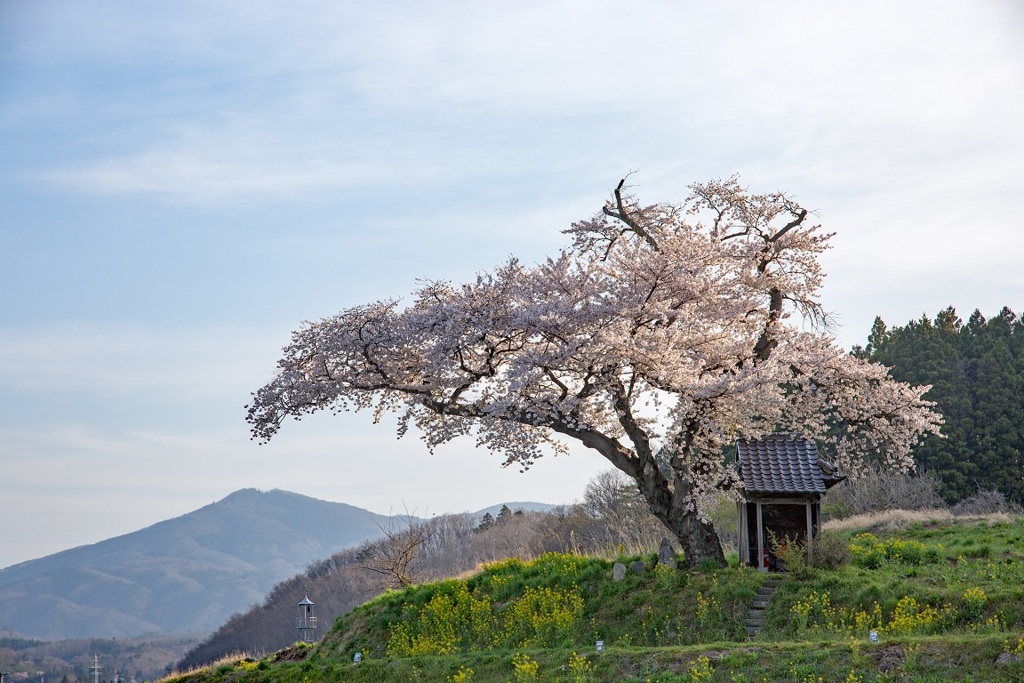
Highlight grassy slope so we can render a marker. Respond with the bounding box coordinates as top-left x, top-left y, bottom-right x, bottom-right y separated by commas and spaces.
163, 516, 1024, 682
